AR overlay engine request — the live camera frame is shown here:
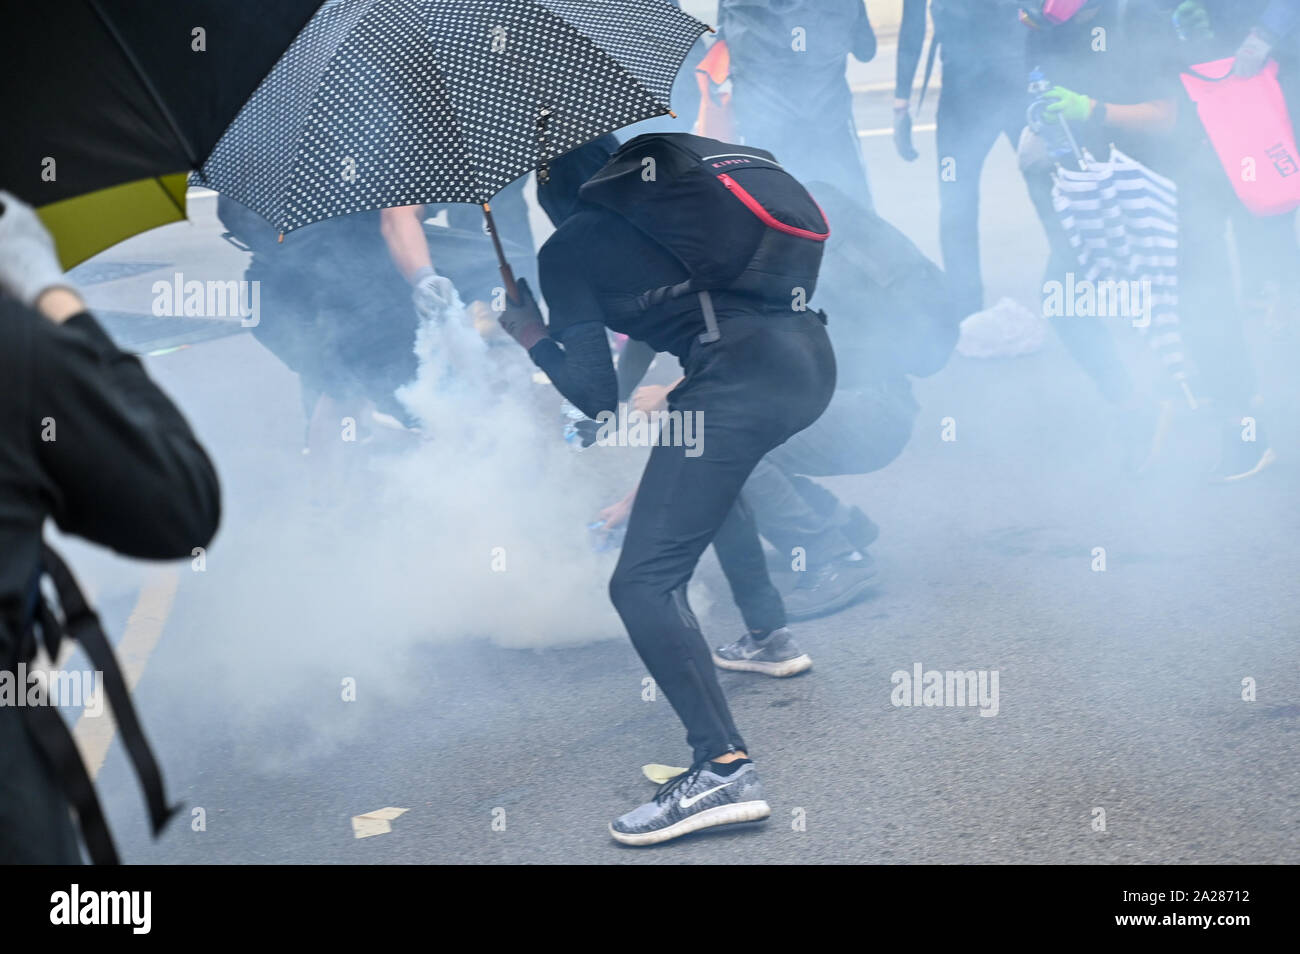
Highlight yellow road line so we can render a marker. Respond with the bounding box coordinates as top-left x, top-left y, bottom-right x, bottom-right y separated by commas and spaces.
74, 567, 181, 779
